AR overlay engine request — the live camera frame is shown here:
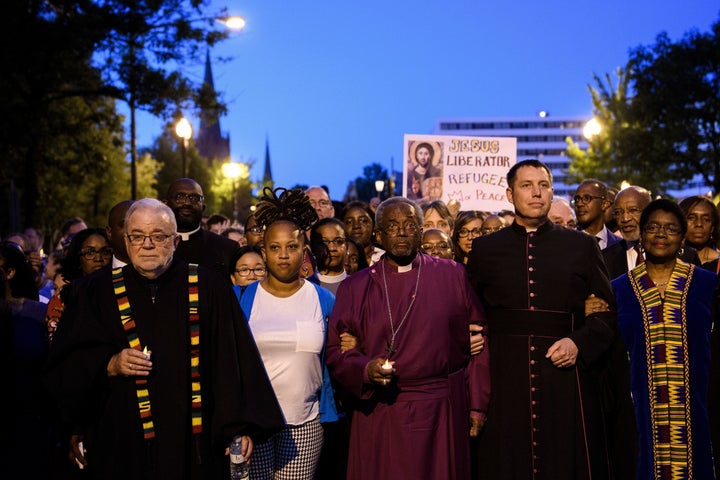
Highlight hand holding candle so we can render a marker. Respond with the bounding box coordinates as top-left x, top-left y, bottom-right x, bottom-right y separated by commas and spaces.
378, 358, 395, 386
